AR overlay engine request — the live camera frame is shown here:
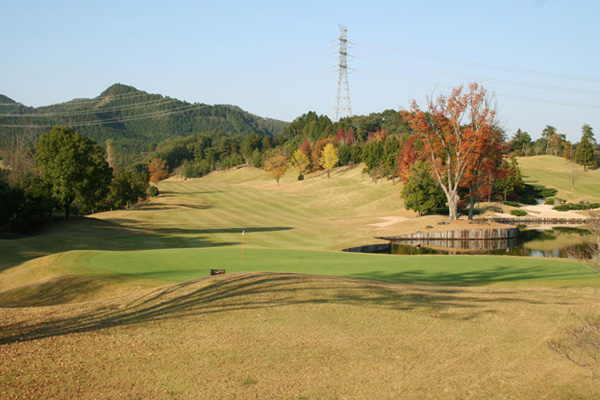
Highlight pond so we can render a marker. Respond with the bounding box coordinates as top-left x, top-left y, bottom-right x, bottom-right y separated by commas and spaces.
354, 227, 596, 259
